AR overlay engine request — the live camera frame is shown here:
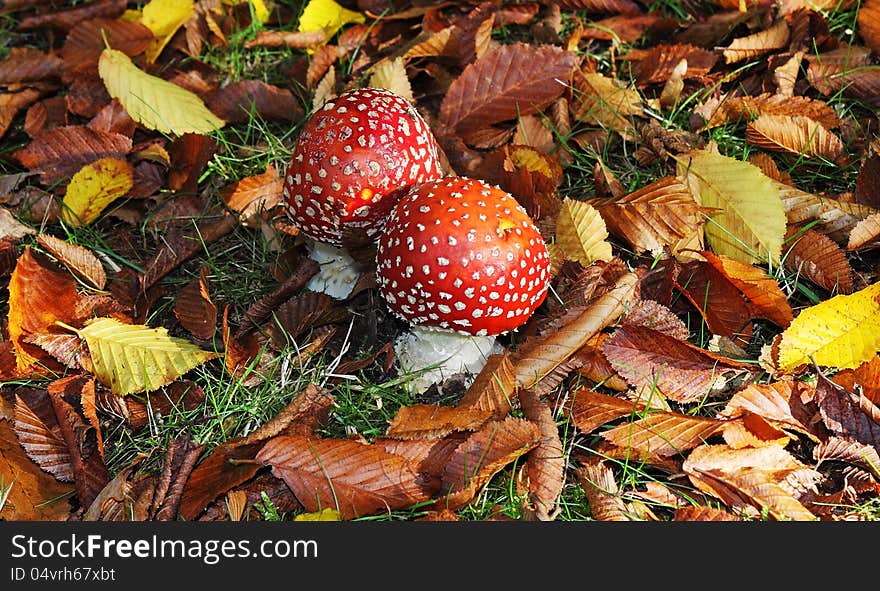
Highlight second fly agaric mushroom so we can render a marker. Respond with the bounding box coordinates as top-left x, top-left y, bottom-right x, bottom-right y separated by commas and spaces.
376, 176, 552, 392
282, 87, 444, 299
